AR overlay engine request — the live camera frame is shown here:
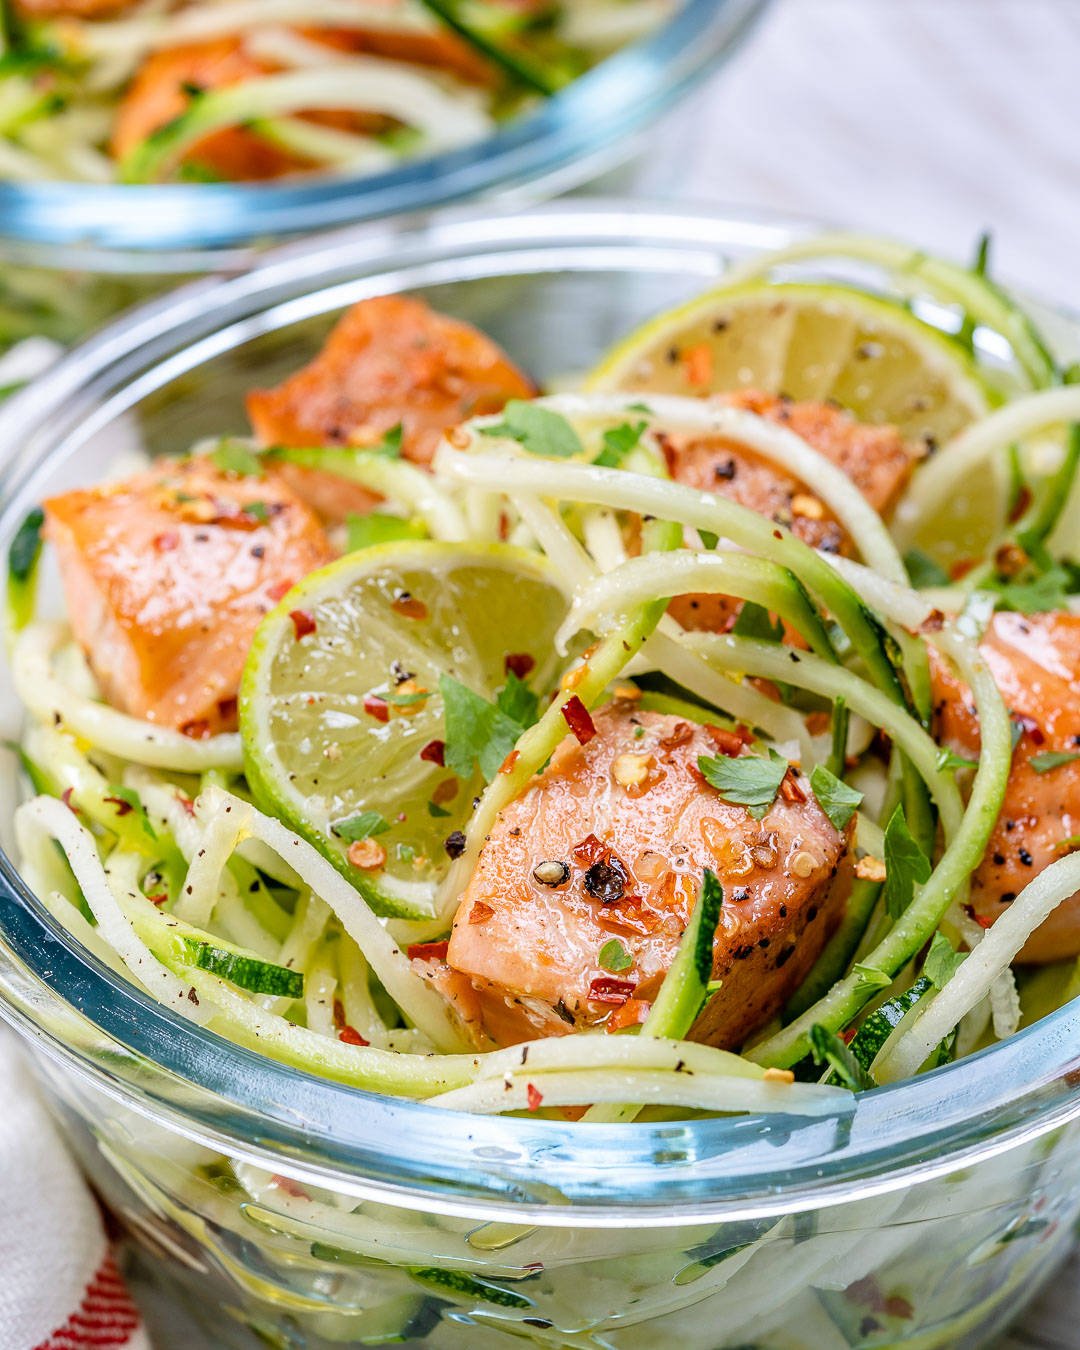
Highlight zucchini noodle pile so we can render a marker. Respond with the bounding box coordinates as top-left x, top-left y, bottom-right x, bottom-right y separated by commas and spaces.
8, 234, 1080, 1121
0, 0, 674, 184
